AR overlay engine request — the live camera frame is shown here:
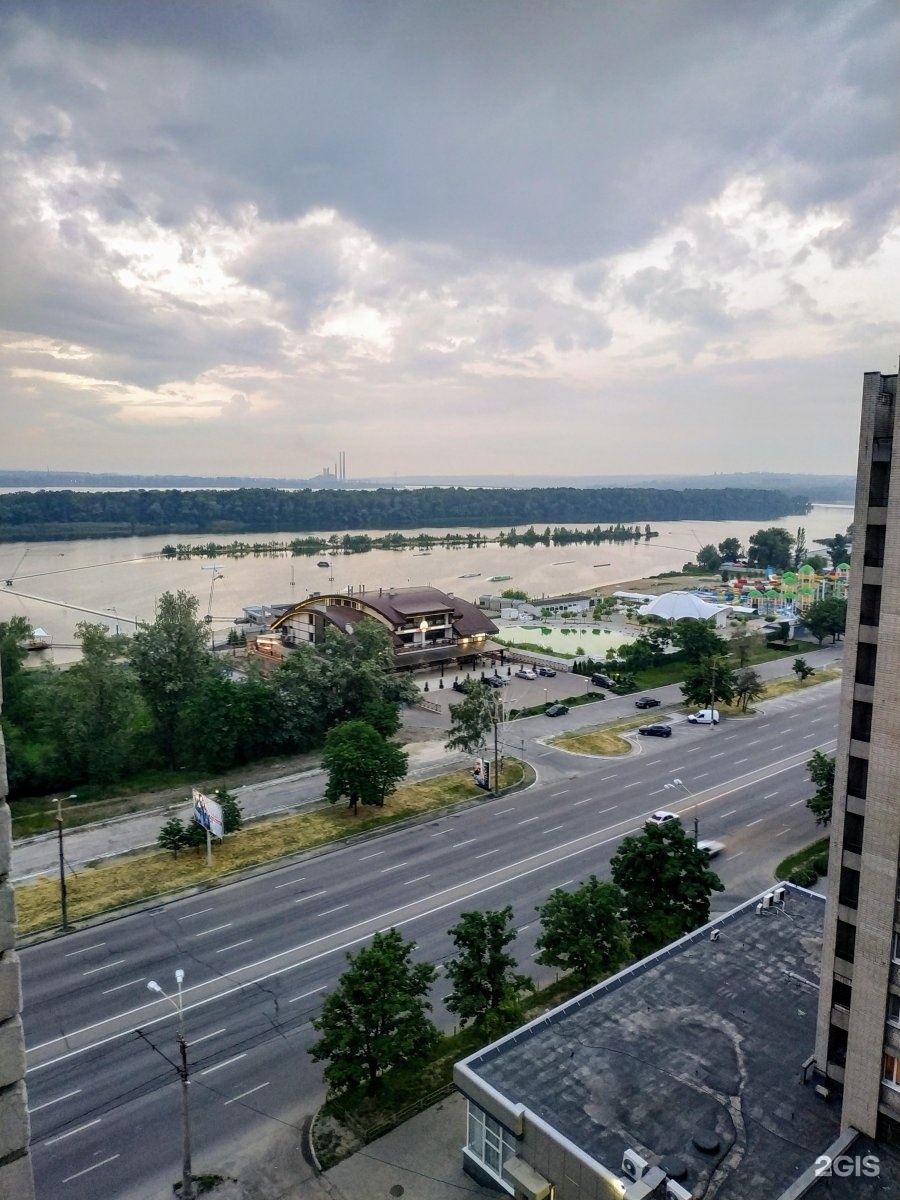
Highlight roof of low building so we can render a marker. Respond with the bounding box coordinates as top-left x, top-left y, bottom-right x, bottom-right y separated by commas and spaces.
639, 590, 730, 621
273, 586, 497, 639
